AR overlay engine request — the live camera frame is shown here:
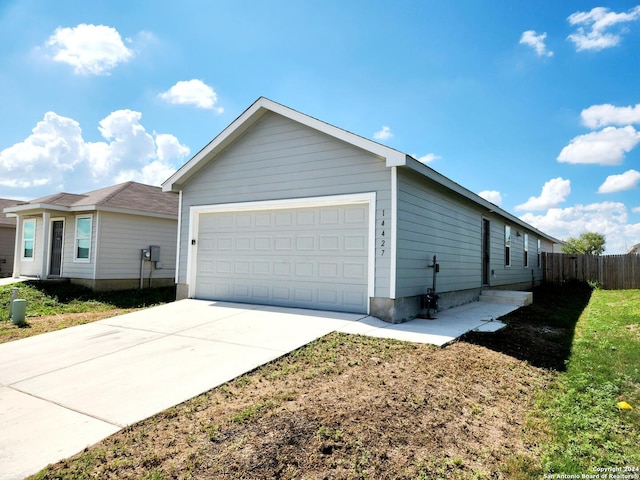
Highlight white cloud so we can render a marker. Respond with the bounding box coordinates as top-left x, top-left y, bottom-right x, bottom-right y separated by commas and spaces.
520, 201, 640, 254
519, 30, 553, 57
373, 126, 393, 141
557, 126, 640, 165
0, 112, 85, 188
45, 24, 134, 75
155, 133, 191, 162
412, 153, 441, 164
478, 190, 503, 206
515, 177, 571, 211
581, 103, 640, 129
159, 79, 223, 112
598, 169, 640, 193
634, 206, 640, 214
567, 6, 640, 51
0, 110, 189, 193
